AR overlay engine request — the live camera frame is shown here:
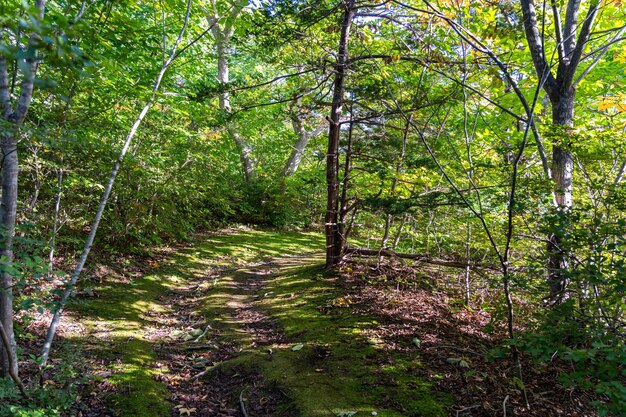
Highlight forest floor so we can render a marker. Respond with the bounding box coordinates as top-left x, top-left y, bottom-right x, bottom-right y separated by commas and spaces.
19, 228, 600, 417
